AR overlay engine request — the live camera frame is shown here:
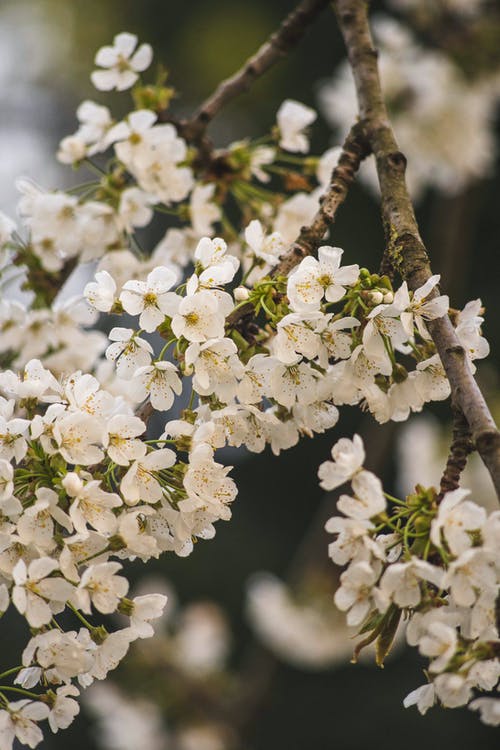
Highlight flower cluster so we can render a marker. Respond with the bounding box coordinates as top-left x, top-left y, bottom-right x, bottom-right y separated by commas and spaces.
321, 435, 500, 725
0, 26, 495, 746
